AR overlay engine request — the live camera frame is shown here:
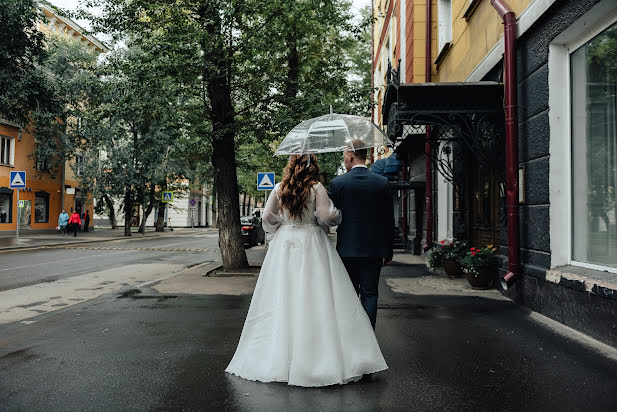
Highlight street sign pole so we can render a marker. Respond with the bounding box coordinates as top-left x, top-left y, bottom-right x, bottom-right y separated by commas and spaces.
16, 190, 19, 242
